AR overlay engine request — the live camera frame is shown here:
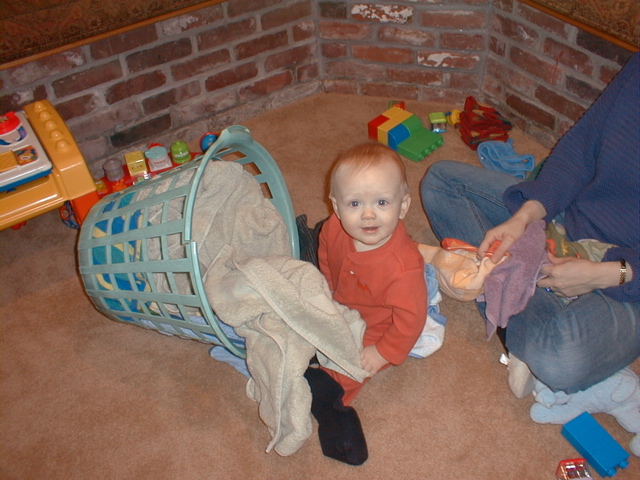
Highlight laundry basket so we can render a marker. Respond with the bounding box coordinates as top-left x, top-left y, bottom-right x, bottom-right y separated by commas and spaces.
77, 126, 300, 359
